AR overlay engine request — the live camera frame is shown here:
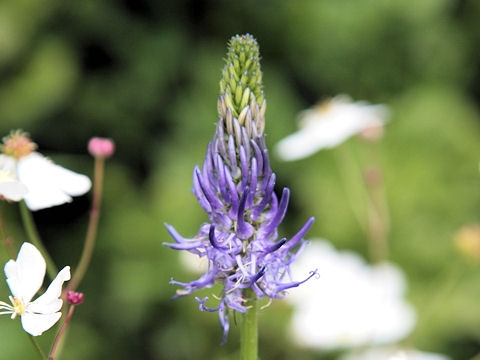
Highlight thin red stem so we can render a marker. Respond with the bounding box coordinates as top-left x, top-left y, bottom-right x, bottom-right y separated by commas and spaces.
49, 305, 75, 360
69, 157, 104, 291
